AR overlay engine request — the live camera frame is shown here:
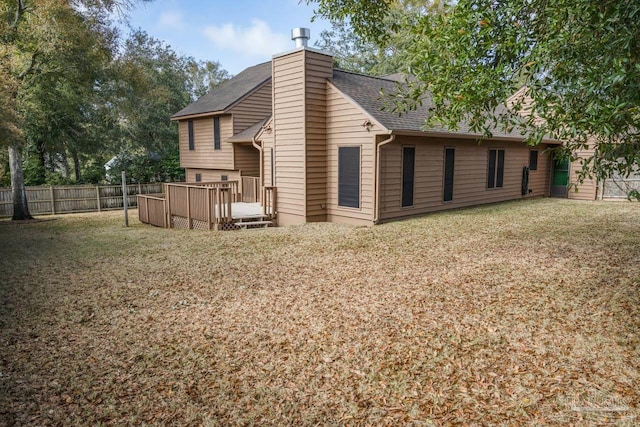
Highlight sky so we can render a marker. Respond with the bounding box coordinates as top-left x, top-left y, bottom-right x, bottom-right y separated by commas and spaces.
125, 0, 332, 75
